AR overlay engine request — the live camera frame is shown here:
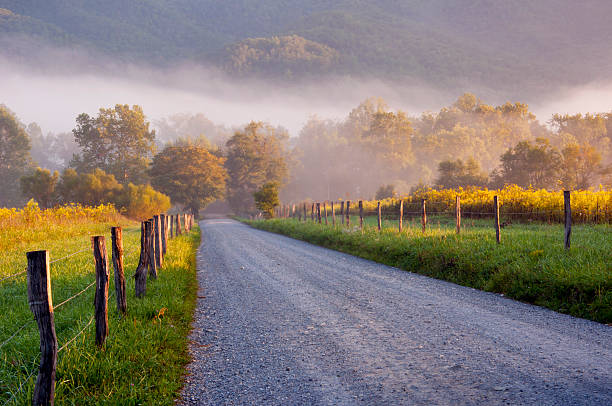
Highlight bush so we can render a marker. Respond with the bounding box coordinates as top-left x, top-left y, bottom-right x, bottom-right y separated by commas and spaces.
117, 183, 172, 221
